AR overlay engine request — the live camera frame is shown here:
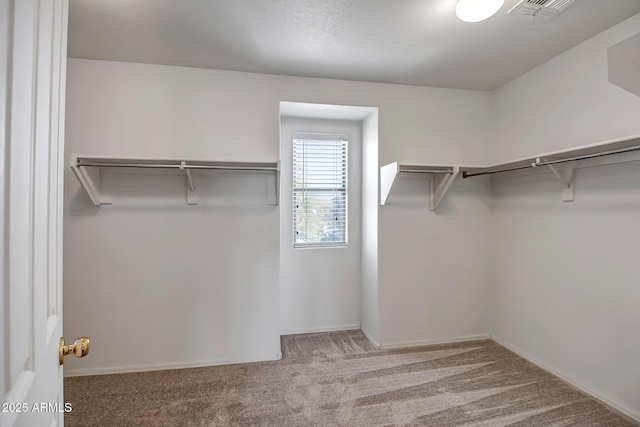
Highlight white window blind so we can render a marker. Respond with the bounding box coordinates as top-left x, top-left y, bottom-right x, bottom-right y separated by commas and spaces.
293, 135, 348, 247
